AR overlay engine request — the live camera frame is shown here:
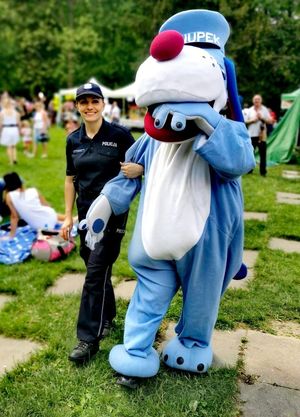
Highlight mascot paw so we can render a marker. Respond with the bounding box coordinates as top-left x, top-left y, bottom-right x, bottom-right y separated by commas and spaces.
162, 336, 213, 373
152, 102, 221, 136
109, 344, 160, 378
